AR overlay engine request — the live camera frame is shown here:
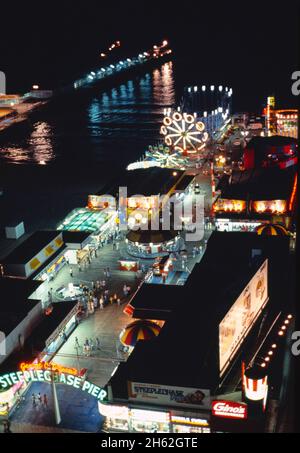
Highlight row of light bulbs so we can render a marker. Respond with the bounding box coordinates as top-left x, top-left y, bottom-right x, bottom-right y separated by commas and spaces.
260, 314, 293, 369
